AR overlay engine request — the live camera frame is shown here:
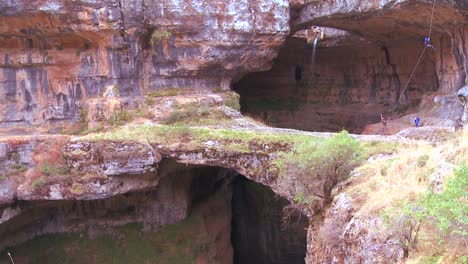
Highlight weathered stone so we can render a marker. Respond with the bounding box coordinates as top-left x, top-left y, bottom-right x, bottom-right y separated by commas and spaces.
458, 85, 468, 122
0, 178, 16, 206
0, 0, 289, 126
